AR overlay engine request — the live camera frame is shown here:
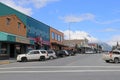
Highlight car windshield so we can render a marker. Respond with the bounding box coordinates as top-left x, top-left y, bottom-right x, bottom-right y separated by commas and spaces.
40, 51, 47, 54
47, 50, 53, 54
112, 51, 120, 54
